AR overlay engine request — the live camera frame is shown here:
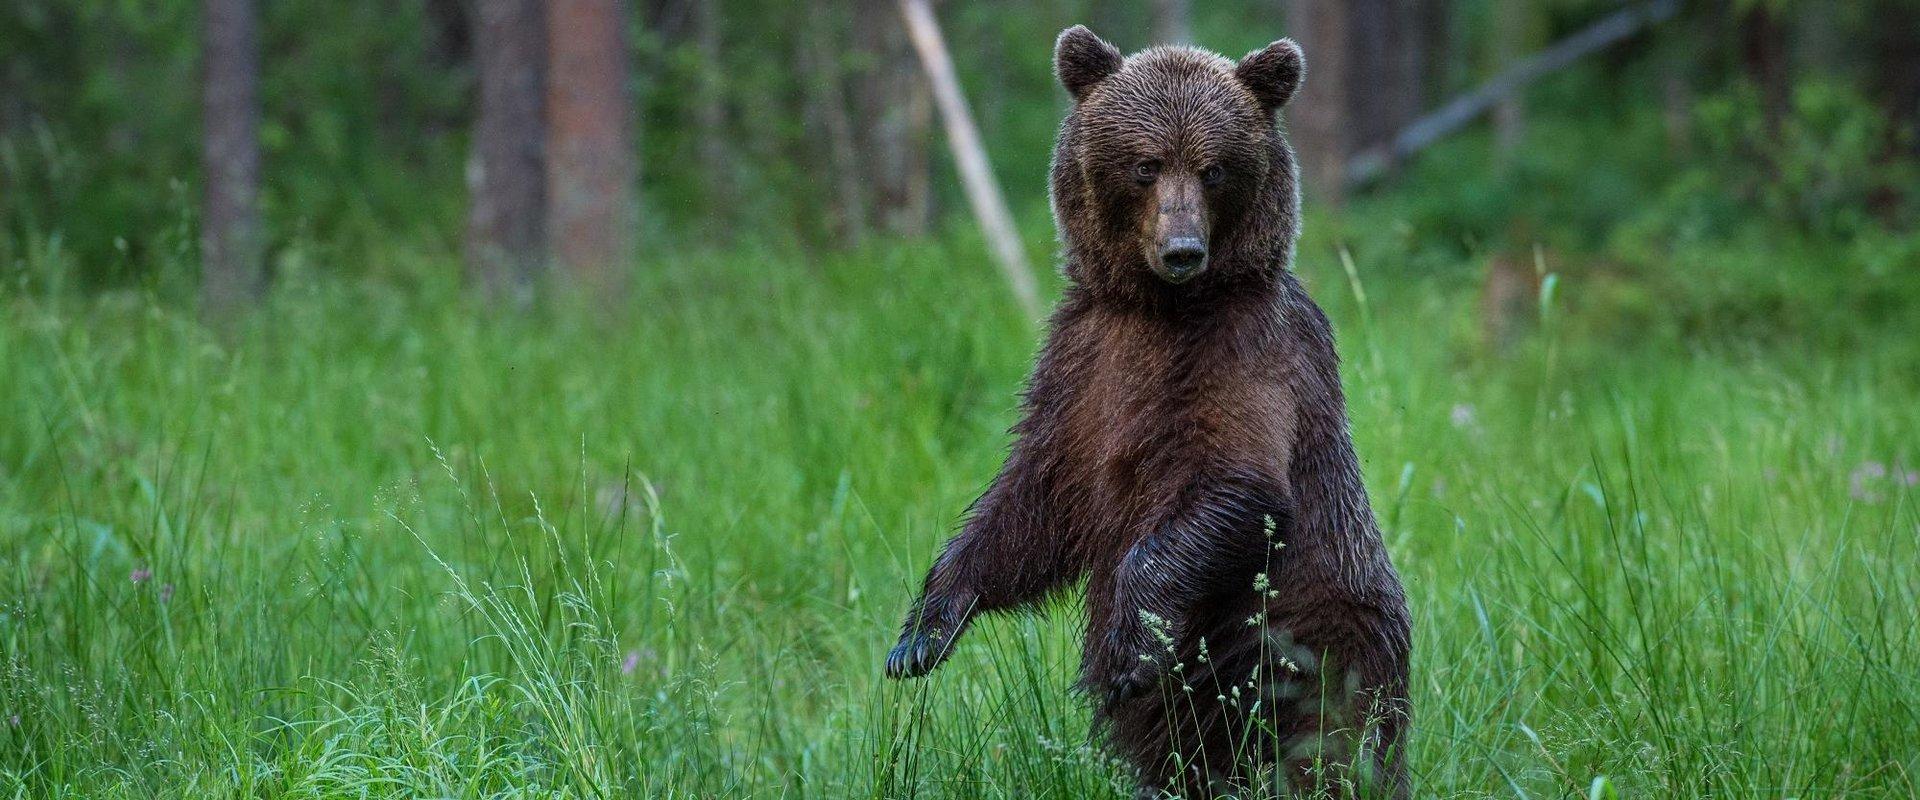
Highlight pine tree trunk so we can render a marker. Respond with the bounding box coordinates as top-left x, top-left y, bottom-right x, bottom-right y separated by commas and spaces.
1348, 0, 1394, 149
200, 0, 263, 315
1869, 0, 1919, 159
466, 0, 547, 303
1286, 0, 1354, 205
1347, 0, 1425, 155
857, 0, 932, 236
1492, 0, 1530, 171
1658, 10, 1695, 158
548, 0, 638, 294
1384, 0, 1431, 138
692, 0, 731, 212
1417, 0, 1452, 106
805, 9, 868, 246
1739, 4, 1789, 141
